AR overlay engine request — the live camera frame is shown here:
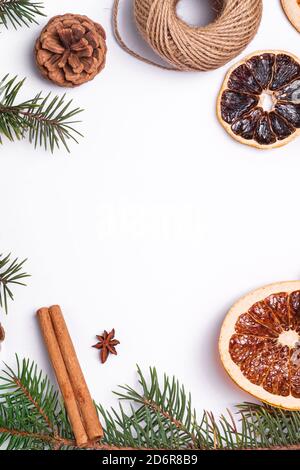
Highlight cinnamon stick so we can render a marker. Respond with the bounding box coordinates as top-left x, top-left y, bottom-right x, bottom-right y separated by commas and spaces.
37, 308, 88, 447
49, 305, 103, 441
